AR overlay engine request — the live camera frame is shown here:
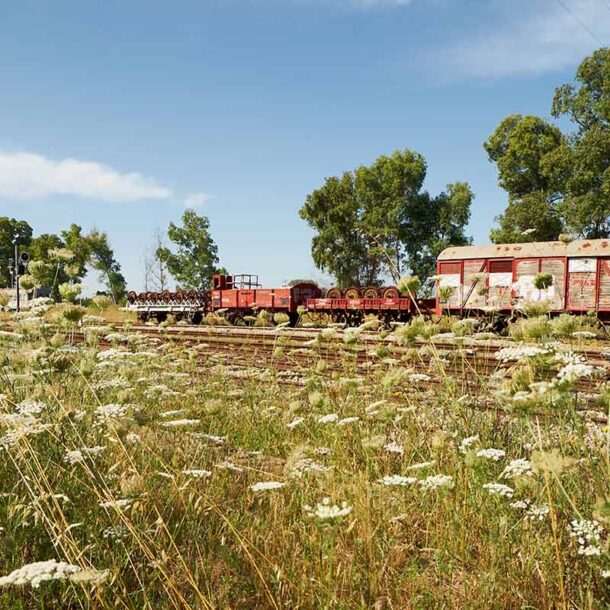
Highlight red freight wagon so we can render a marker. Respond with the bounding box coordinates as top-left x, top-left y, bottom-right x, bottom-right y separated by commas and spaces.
305, 295, 415, 325
436, 238, 610, 317
211, 274, 321, 324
